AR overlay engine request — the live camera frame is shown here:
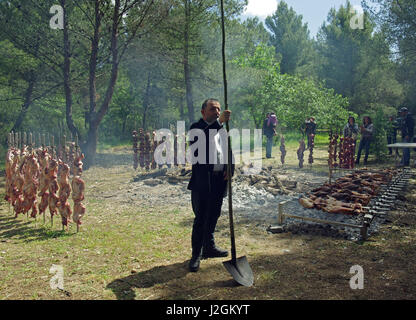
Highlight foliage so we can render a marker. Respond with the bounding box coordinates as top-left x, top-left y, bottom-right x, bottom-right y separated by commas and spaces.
317, 1, 404, 115
265, 1, 315, 76
369, 107, 388, 160
232, 43, 351, 131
